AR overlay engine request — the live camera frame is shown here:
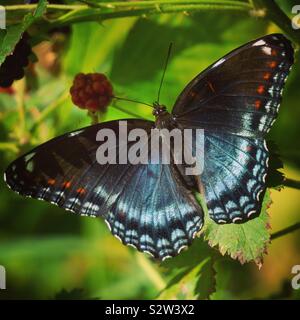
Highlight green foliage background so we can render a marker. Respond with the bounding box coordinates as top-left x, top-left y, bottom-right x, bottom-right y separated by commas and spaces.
0, 0, 300, 299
